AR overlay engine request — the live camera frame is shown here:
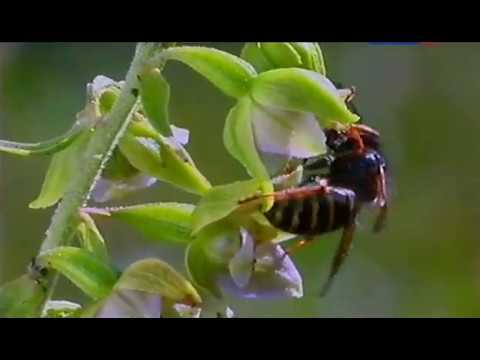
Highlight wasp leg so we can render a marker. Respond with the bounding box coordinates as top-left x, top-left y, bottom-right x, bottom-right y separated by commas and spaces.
373, 204, 388, 233
248, 180, 330, 204
320, 221, 356, 297
373, 165, 388, 233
